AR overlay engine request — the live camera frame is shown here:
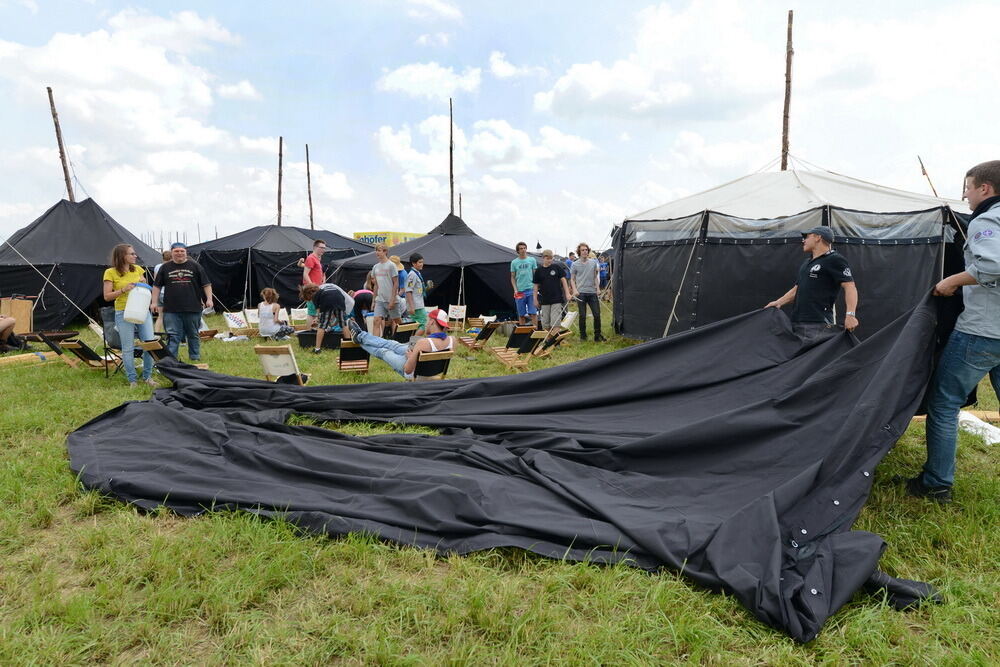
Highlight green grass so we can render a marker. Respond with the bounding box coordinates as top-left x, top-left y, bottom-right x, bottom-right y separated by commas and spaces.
0, 312, 997, 663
